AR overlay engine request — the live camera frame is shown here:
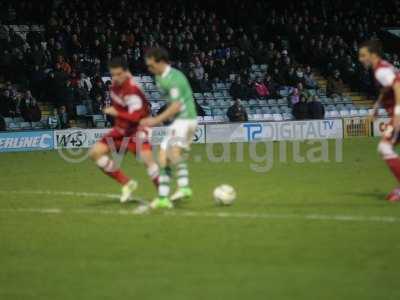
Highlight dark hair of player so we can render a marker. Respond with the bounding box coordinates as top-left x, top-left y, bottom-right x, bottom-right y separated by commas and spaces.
360, 40, 383, 57
145, 47, 170, 63
108, 57, 129, 70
